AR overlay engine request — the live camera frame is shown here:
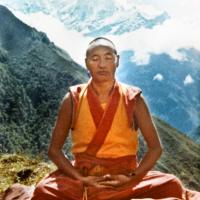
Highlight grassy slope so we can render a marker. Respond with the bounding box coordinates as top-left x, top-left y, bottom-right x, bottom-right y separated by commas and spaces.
154, 117, 200, 190
0, 154, 56, 193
